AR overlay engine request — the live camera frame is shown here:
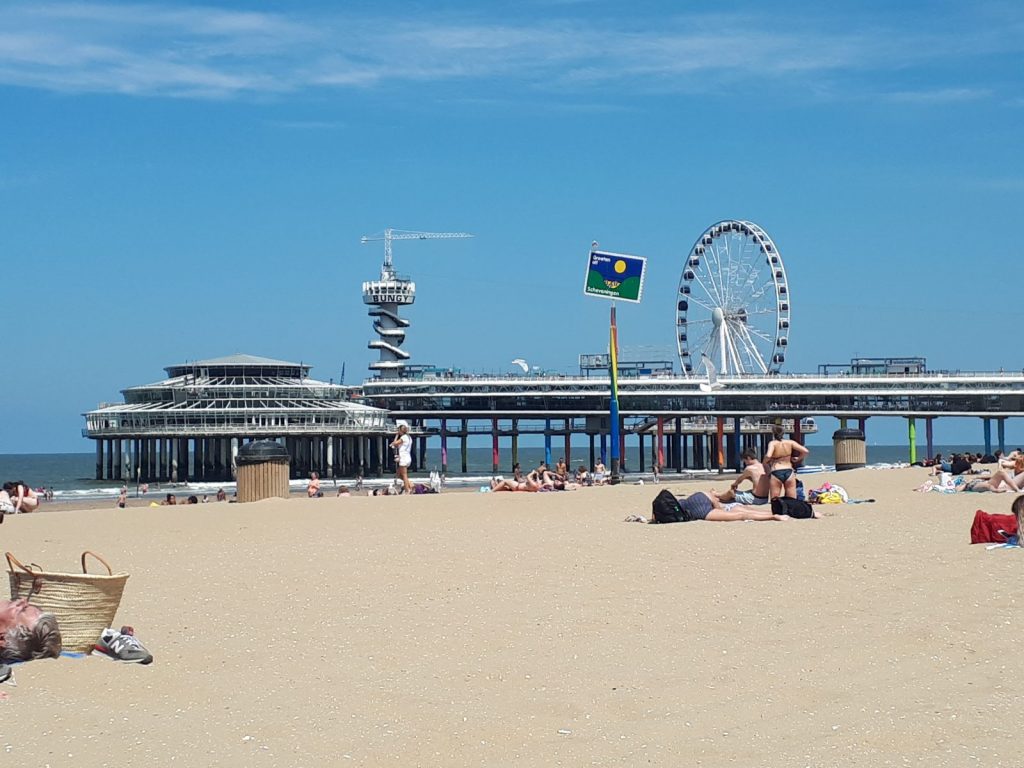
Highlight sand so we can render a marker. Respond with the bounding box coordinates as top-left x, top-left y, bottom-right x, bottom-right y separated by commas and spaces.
0, 466, 1020, 767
